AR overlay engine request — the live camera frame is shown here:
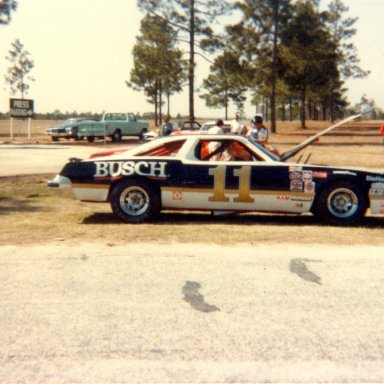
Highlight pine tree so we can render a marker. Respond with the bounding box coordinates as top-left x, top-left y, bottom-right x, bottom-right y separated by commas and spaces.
0, 0, 17, 25
138, 0, 231, 121
280, 1, 338, 128
128, 14, 186, 125
324, 0, 369, 120
4, 39, 35, 99
233, 0, 292, 133
200, 50, 247, 119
